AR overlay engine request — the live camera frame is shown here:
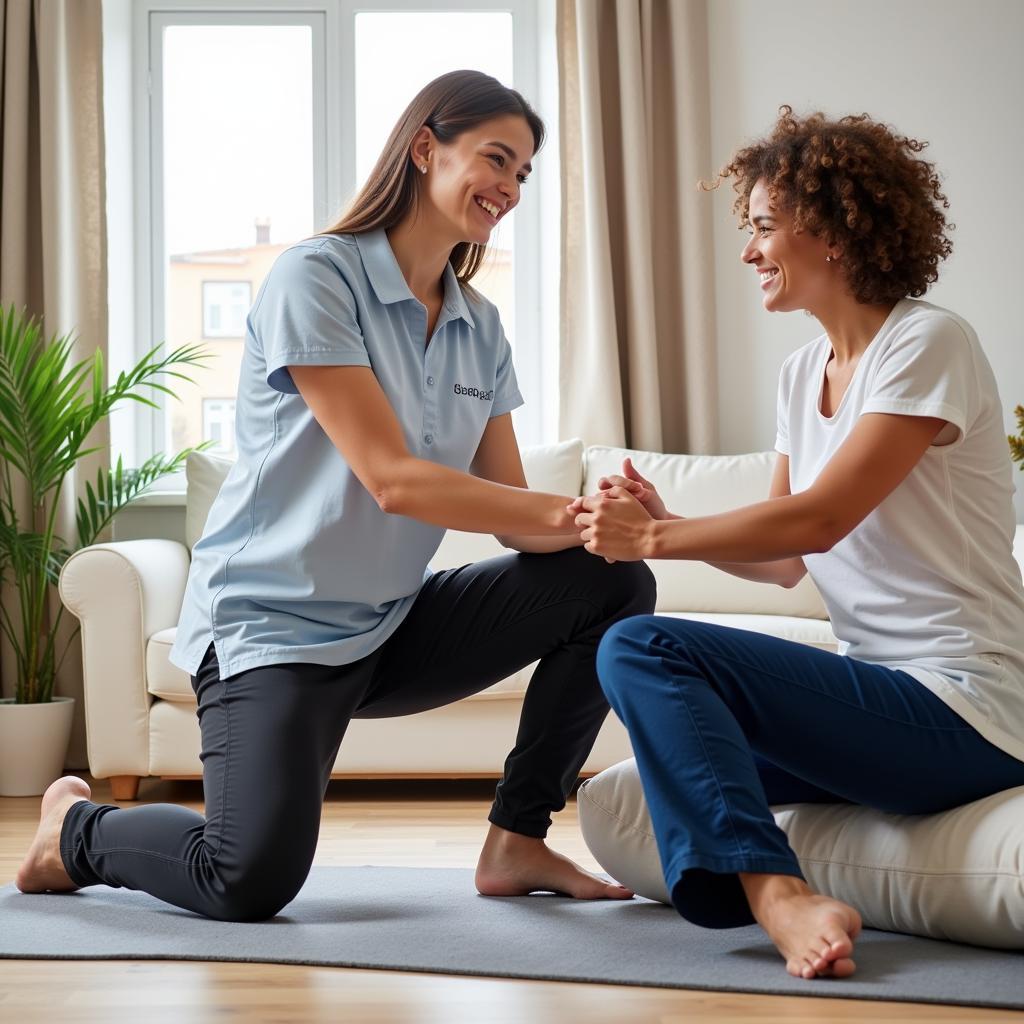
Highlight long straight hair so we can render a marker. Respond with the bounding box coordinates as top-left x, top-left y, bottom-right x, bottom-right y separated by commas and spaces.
320, 70, 544, 285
